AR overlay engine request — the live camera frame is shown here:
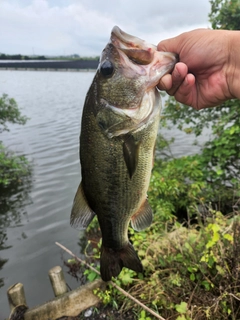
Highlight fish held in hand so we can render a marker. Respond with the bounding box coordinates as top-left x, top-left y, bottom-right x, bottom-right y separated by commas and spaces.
71, 26, 177, 281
